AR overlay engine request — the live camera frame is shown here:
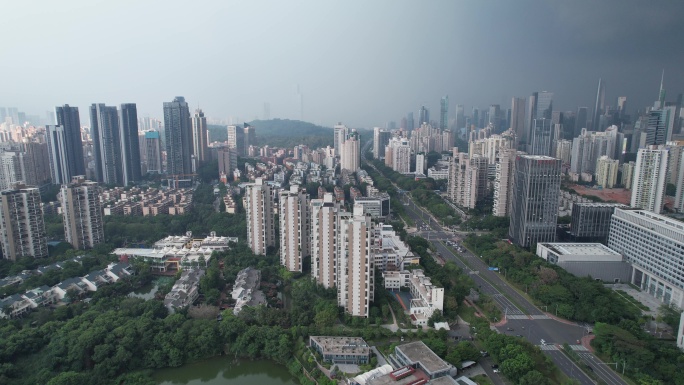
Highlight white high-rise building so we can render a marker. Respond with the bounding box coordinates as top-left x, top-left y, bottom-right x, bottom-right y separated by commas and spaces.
340, 130, 360, 172
631, 146, 668, 214
333, 124, 349, 156
337, 204, 374, 318
608, 209, 684, 309
60, 176, 104, 250
415, 153, 426, 175
621, 161, 635, 189
244, 178, 275, 255
386, 137, 411, 173
493, 148, 518, 217
448, 150, 488, 209
191, 108, 208, 171
595, 156, 619, 188
0, 184, 48, 260
279, 185, 309, 272
555, 139, 572, 166
0, 151, 26, 191
310, 193, 340, 289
